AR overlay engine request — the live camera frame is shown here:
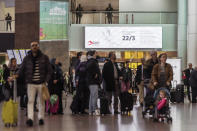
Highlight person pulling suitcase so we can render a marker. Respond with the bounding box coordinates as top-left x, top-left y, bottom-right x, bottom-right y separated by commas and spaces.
2, 78, 18, 127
